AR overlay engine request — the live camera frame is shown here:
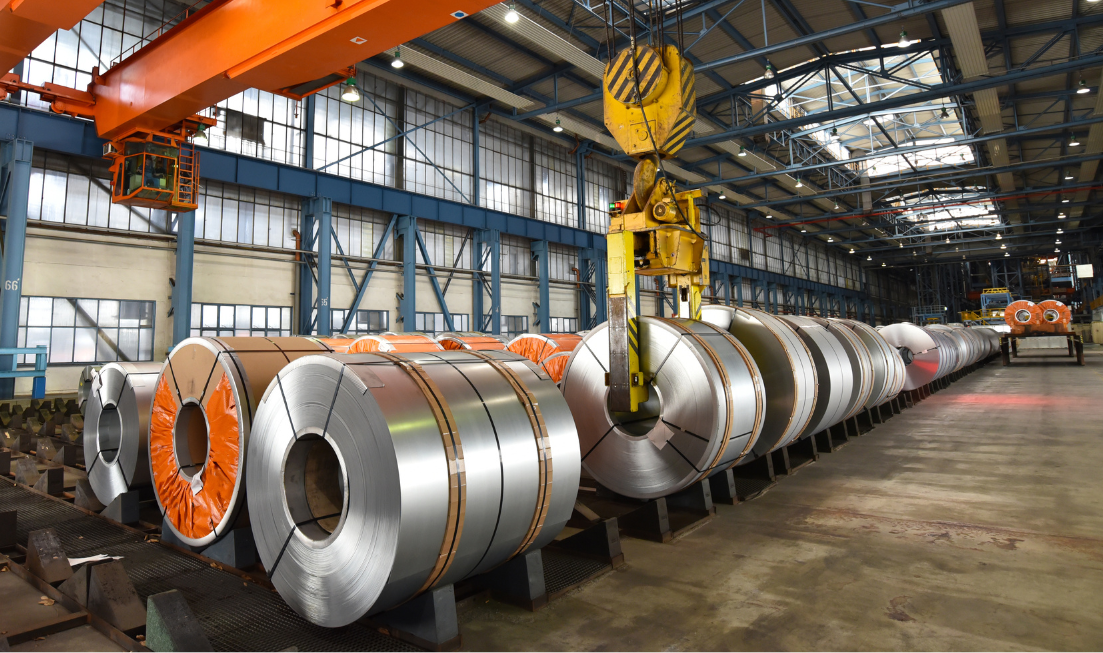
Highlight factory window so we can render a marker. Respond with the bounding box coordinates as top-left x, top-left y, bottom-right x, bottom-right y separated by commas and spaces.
199, 91, 305, 167
327, 309, 389, 334
26, 151, 170, 234
548, 317, 578, 334
534, 139, 578, 228
419, 222, 472, 269
499, 235, 534, 276
584, 156, 625, 234
314, 69, 399, 186
190, 303, 291, 338
480, 119, 533, 218
706, 205, 733, 263
547, 244, 578, 281
332, 204, 396, 260
195, 181, 298, 249
501, 315, 529, 338
18, 297, 155, 365
414, 312, 470, 335
404, 90, 474, 204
